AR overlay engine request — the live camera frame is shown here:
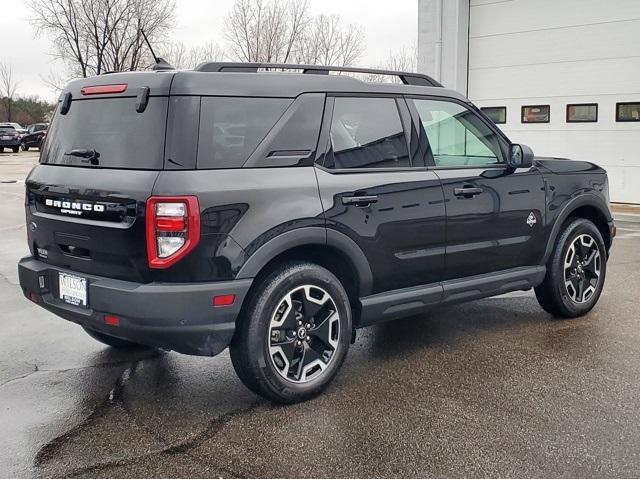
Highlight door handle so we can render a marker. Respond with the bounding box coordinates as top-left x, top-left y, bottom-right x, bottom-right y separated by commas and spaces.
453, 186, 483, 198
342, 195, 379, 207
